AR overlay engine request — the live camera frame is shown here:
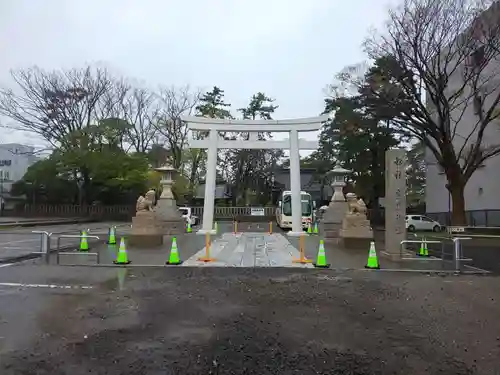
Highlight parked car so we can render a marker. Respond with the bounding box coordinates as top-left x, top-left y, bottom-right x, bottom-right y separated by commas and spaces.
405, 215, 443, 232
178, 207, 199, 226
